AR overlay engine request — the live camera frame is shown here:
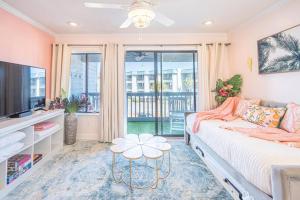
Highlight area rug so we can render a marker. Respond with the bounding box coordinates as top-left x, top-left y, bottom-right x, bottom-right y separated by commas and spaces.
4, 141, 232, 200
